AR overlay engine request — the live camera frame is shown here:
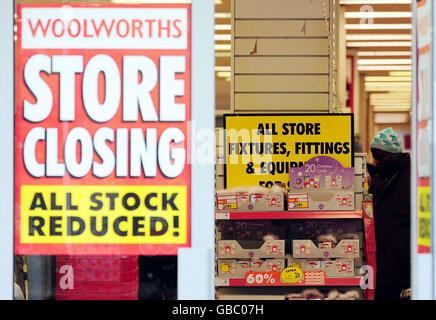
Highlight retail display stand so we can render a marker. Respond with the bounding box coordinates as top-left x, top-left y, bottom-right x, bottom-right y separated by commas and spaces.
230, 0, 334, 113
55, 256, 138, 300
362, 200, 376, 300
215, 154, 376, 300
